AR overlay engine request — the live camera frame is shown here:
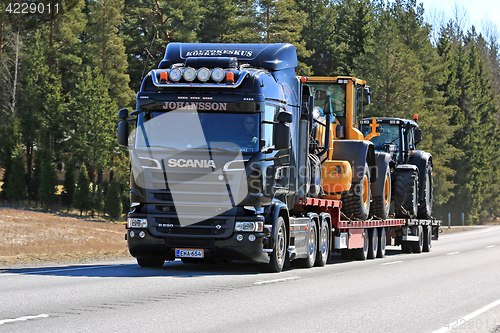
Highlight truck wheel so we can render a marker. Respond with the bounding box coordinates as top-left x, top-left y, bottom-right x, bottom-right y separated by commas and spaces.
137, 257, 165, 268
417, 163, 433, 219
377, 228, 386, 258
371, 164, 391, 219
394, 170, 418, 218
342, 164, 371, 219
411, 225, 424, 253
352, 229, 369, 260
296, 221, 317, 268
263, 216, 287, 273
315, 219, 330, 266
423, 225, 432, 252
367, 228, 378, 259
